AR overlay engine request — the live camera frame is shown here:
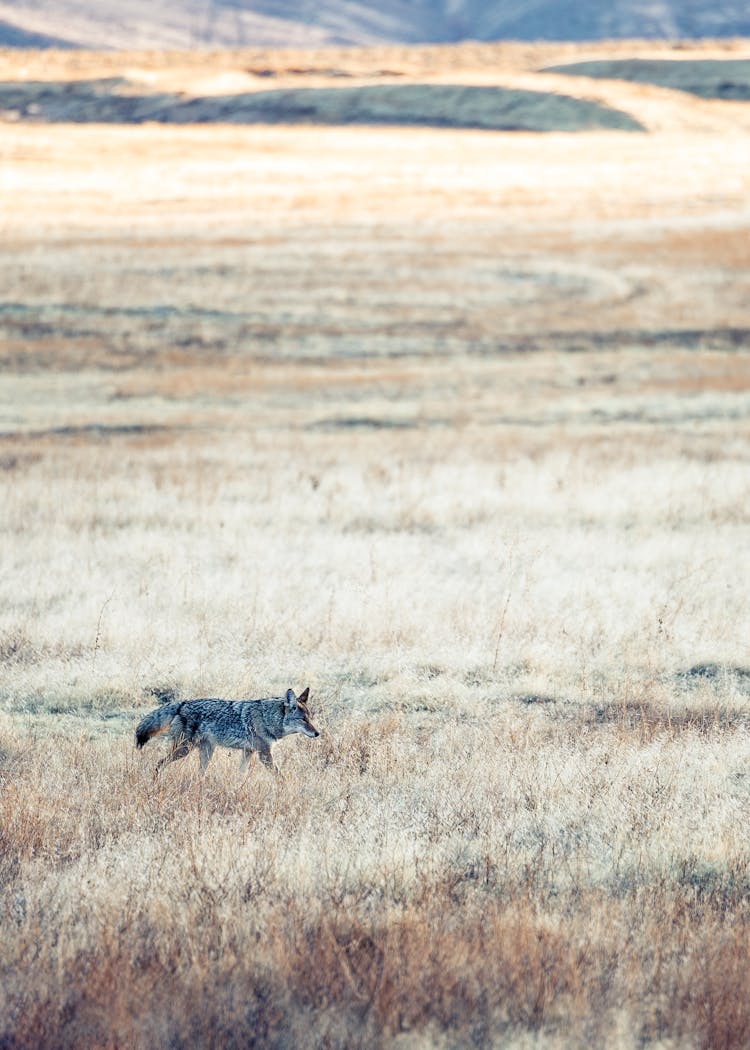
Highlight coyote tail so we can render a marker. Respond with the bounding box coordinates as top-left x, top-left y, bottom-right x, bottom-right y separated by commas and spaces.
135, 702, 181, 749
